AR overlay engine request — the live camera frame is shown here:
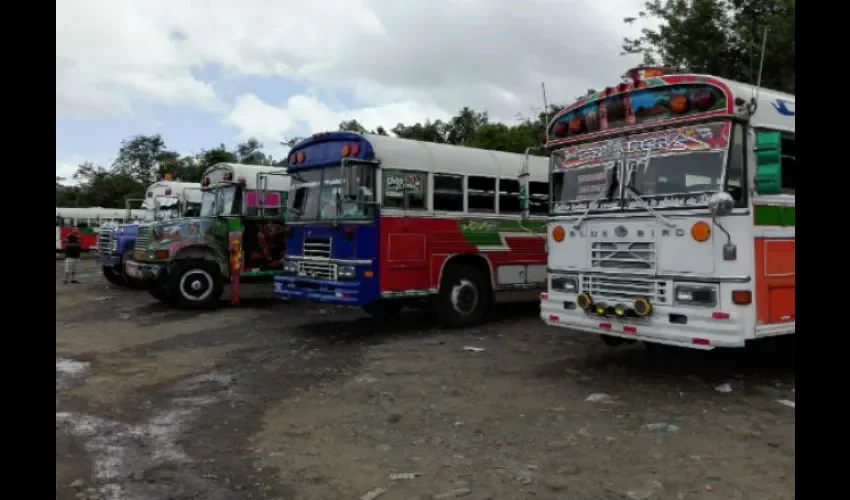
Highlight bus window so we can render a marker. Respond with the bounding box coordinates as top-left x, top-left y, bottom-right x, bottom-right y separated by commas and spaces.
468, 176, 496, 213
499, 179, 521, 214
529, 181, 549, 215
383, 170, 427, 210
433, 174, 463, 212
